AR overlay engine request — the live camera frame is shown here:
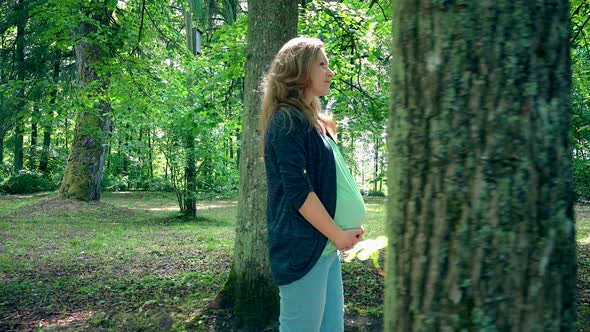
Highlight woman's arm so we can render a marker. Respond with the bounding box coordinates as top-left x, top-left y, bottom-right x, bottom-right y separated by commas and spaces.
267, 110, 361, 250
299, 192, 362, 250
